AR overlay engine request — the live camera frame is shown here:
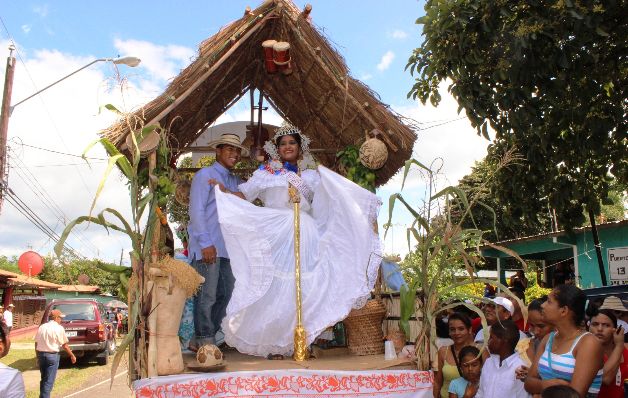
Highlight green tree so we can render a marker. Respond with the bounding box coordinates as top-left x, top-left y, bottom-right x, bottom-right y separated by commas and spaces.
452, 155, 553, 241
407, 0, 627, 230
0, 255, 19, 273
38, 256, 124, 296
